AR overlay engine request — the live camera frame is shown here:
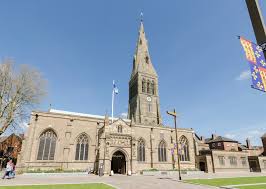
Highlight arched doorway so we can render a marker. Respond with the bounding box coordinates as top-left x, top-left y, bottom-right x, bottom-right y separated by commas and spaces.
111, 151, 126, 174
199, 162, 206, 172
